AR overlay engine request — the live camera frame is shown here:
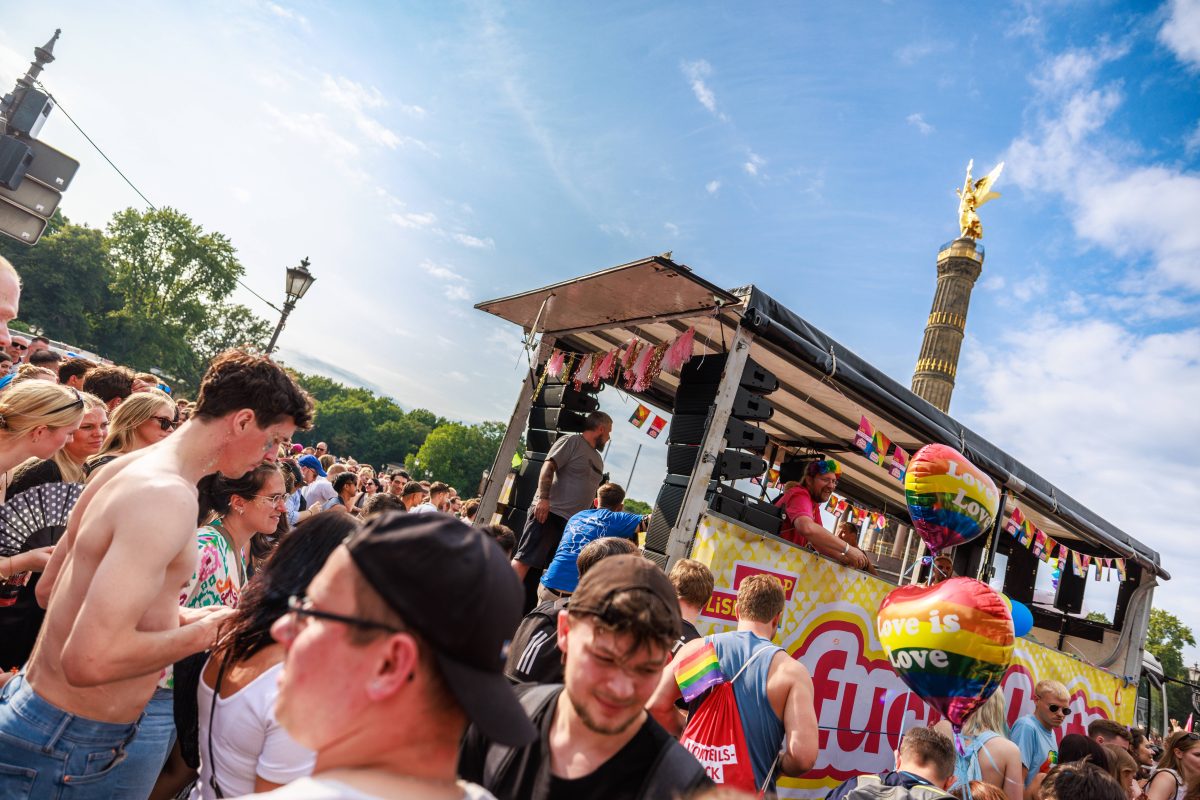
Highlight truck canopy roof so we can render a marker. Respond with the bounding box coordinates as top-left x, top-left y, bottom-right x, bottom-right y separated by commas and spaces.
477, 255, 1166, 579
